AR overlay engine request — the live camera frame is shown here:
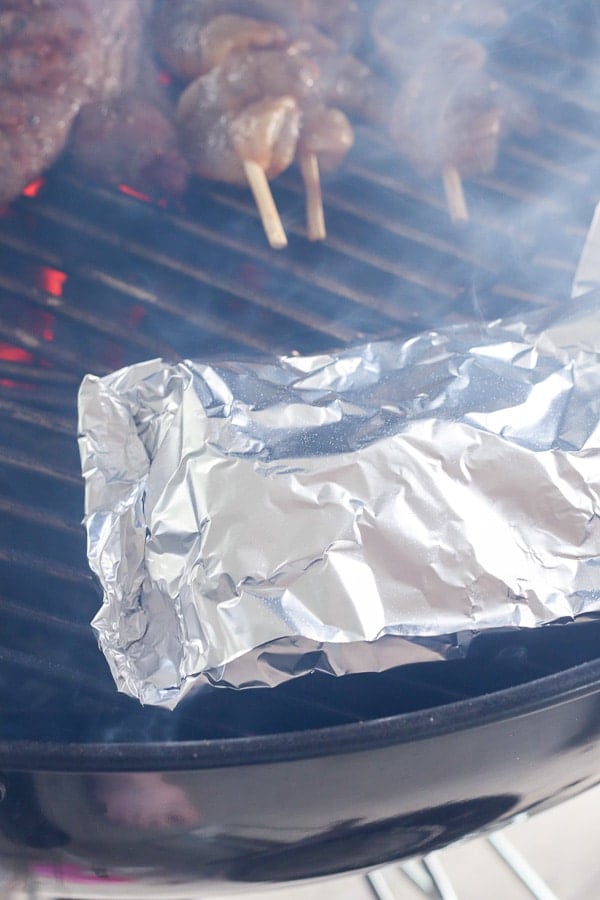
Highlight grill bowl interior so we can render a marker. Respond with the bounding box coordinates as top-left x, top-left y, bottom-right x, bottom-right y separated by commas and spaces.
1, 0, 600, 751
